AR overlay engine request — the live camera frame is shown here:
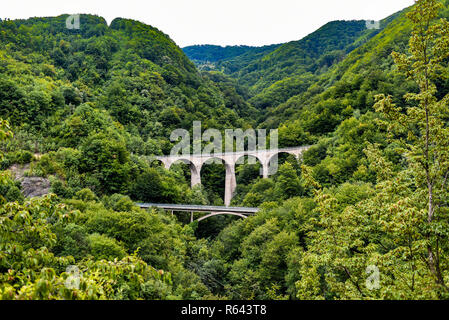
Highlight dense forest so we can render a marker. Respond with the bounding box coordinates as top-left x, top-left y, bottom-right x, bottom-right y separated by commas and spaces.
2, 0, 449, 300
